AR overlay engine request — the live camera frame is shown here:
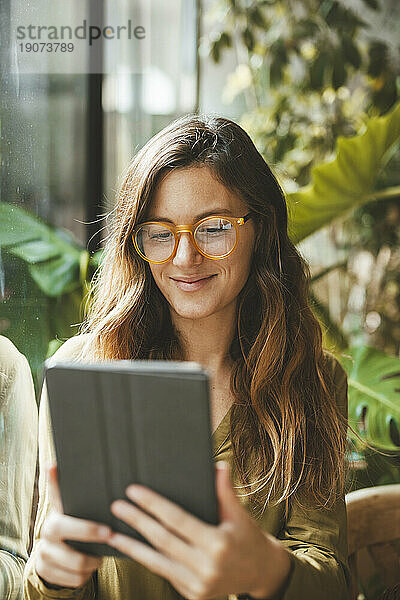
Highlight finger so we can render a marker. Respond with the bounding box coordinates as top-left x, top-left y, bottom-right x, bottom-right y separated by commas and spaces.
110, 500, 200, 570
36, 551, 94, 589
124, 485, 213, 549
42, 512, 111, 544
108, 532, 192, 587
215, 461, 244, 522
40, 540, 102, 575
47, 464, 63, 513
